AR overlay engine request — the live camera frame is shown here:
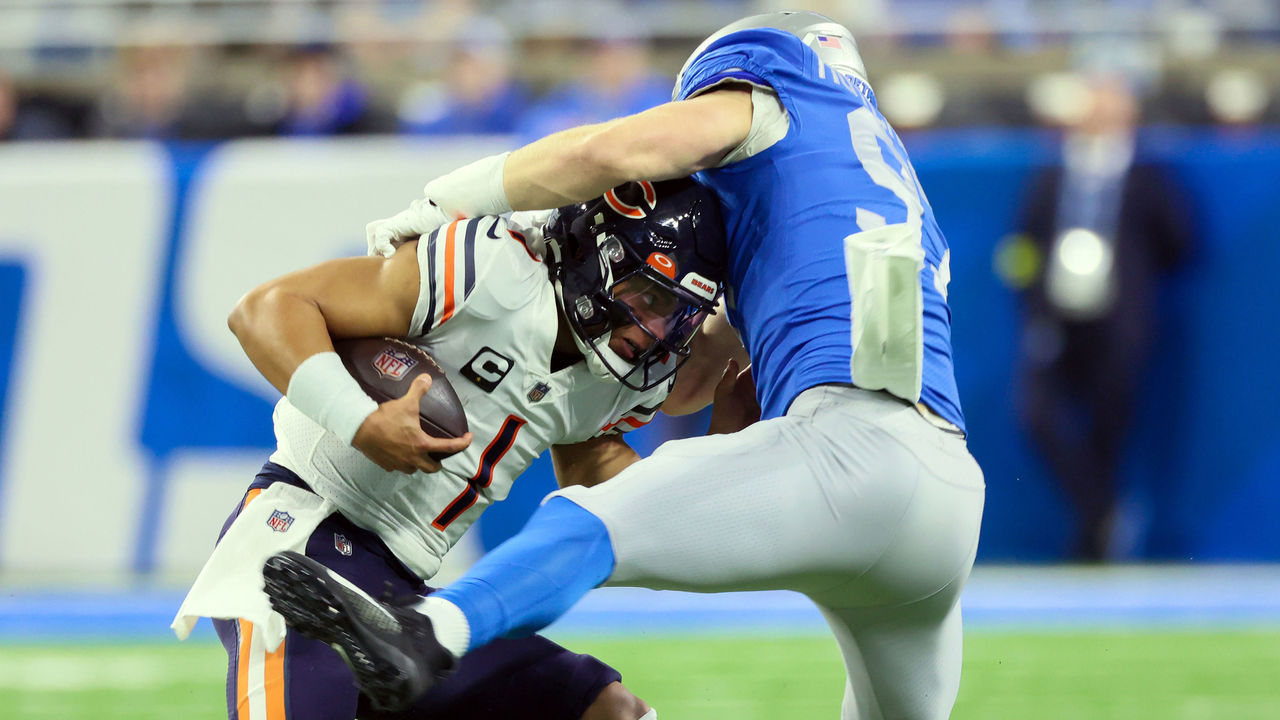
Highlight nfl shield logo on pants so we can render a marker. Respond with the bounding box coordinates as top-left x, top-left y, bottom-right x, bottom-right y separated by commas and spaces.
334, 533, 353, 556
266, 509, 295, 533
